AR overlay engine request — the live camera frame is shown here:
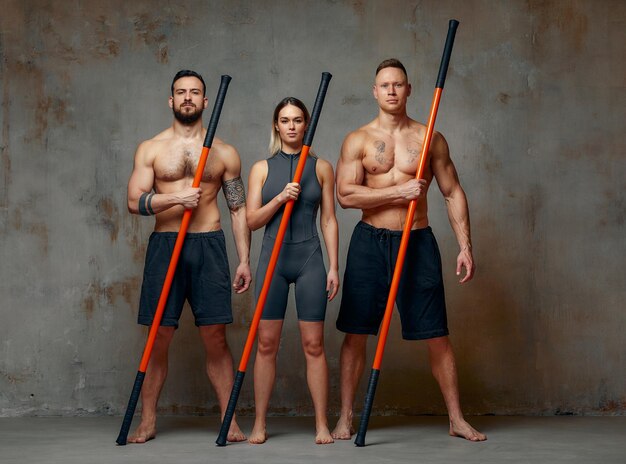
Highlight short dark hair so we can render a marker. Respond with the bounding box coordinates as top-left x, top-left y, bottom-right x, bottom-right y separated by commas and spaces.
375, 58, 408, 79
171, 69, 206, 96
